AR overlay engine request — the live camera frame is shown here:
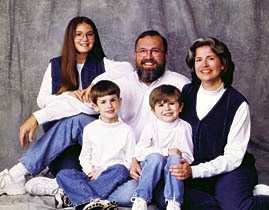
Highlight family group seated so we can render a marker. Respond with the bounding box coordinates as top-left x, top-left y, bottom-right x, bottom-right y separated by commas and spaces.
1, 16, 269, 210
